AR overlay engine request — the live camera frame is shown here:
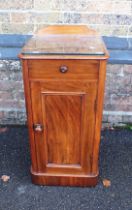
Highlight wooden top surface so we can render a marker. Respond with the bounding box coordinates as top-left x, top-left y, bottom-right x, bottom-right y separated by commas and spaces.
19, 25, 109, 60
37, 25, 97, 35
